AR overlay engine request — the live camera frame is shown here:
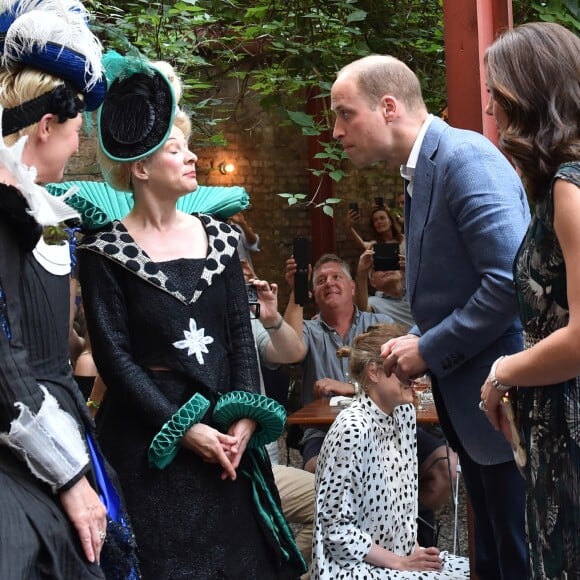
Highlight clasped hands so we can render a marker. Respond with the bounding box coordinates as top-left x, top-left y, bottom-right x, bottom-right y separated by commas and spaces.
181, 418, 257, 481
380, 334, 427, 384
